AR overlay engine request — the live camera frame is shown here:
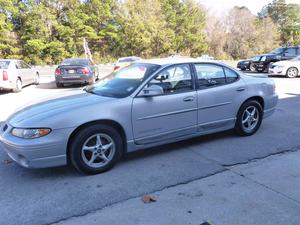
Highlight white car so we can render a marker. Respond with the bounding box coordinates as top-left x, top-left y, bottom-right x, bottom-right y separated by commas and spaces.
0, 59, 39, 92
269, 55, 300, 78
114, 56, 141, 71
